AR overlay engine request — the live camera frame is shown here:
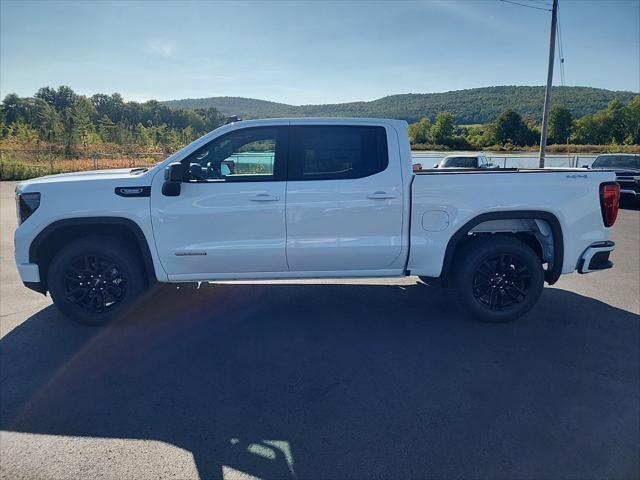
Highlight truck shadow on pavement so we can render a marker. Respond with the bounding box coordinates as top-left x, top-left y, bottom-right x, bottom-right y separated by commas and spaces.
1, 282, 639, 480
